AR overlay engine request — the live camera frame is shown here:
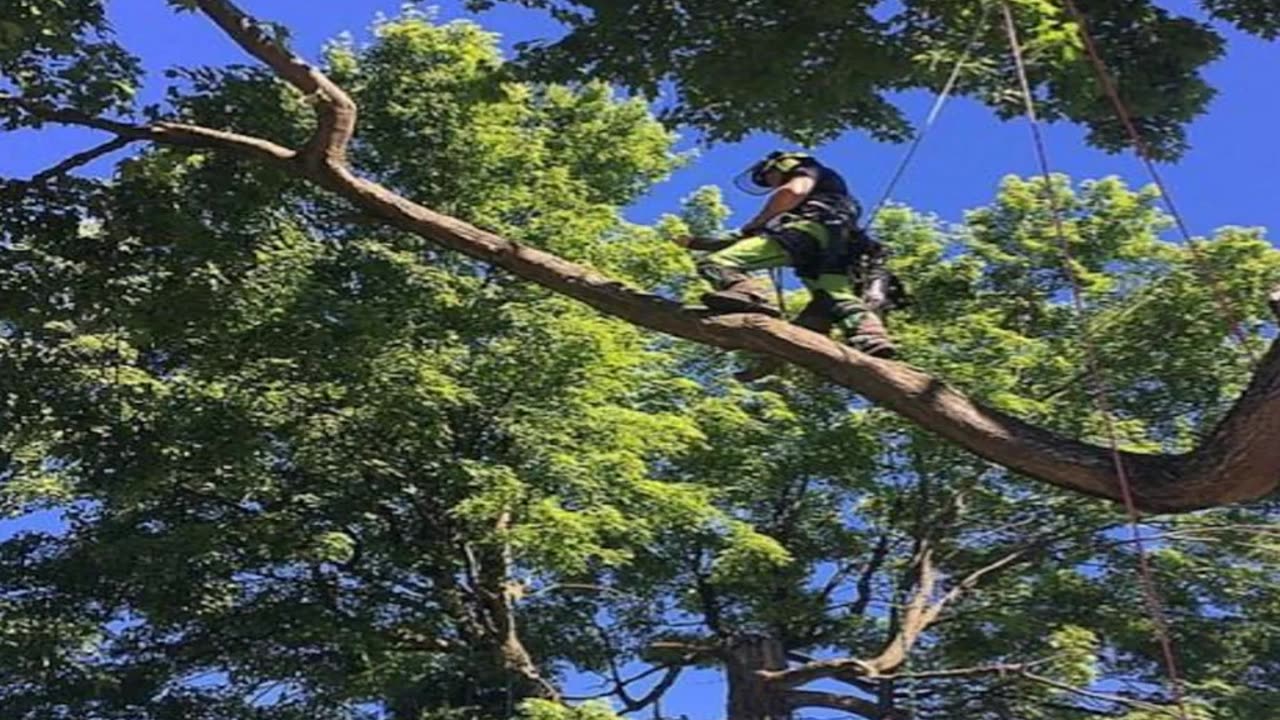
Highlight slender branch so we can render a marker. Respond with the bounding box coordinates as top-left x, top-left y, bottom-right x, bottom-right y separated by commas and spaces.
851, 533, 892, 617
873, 657, 1058, 682
761, 657, 879, 689
23, 136, 137, 183
528, 582, 637, 601
1022, 672, 1182, 717
0, 94, 295, 165
648, 639, 722, 659
587, 619, 684, 713
692, 559, 726, 637
619, 666, 684, 714
786, 689, 908, 720
931, 542, 1035, 614
1036, 699, 1129, 717
192, 0, 356, 166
